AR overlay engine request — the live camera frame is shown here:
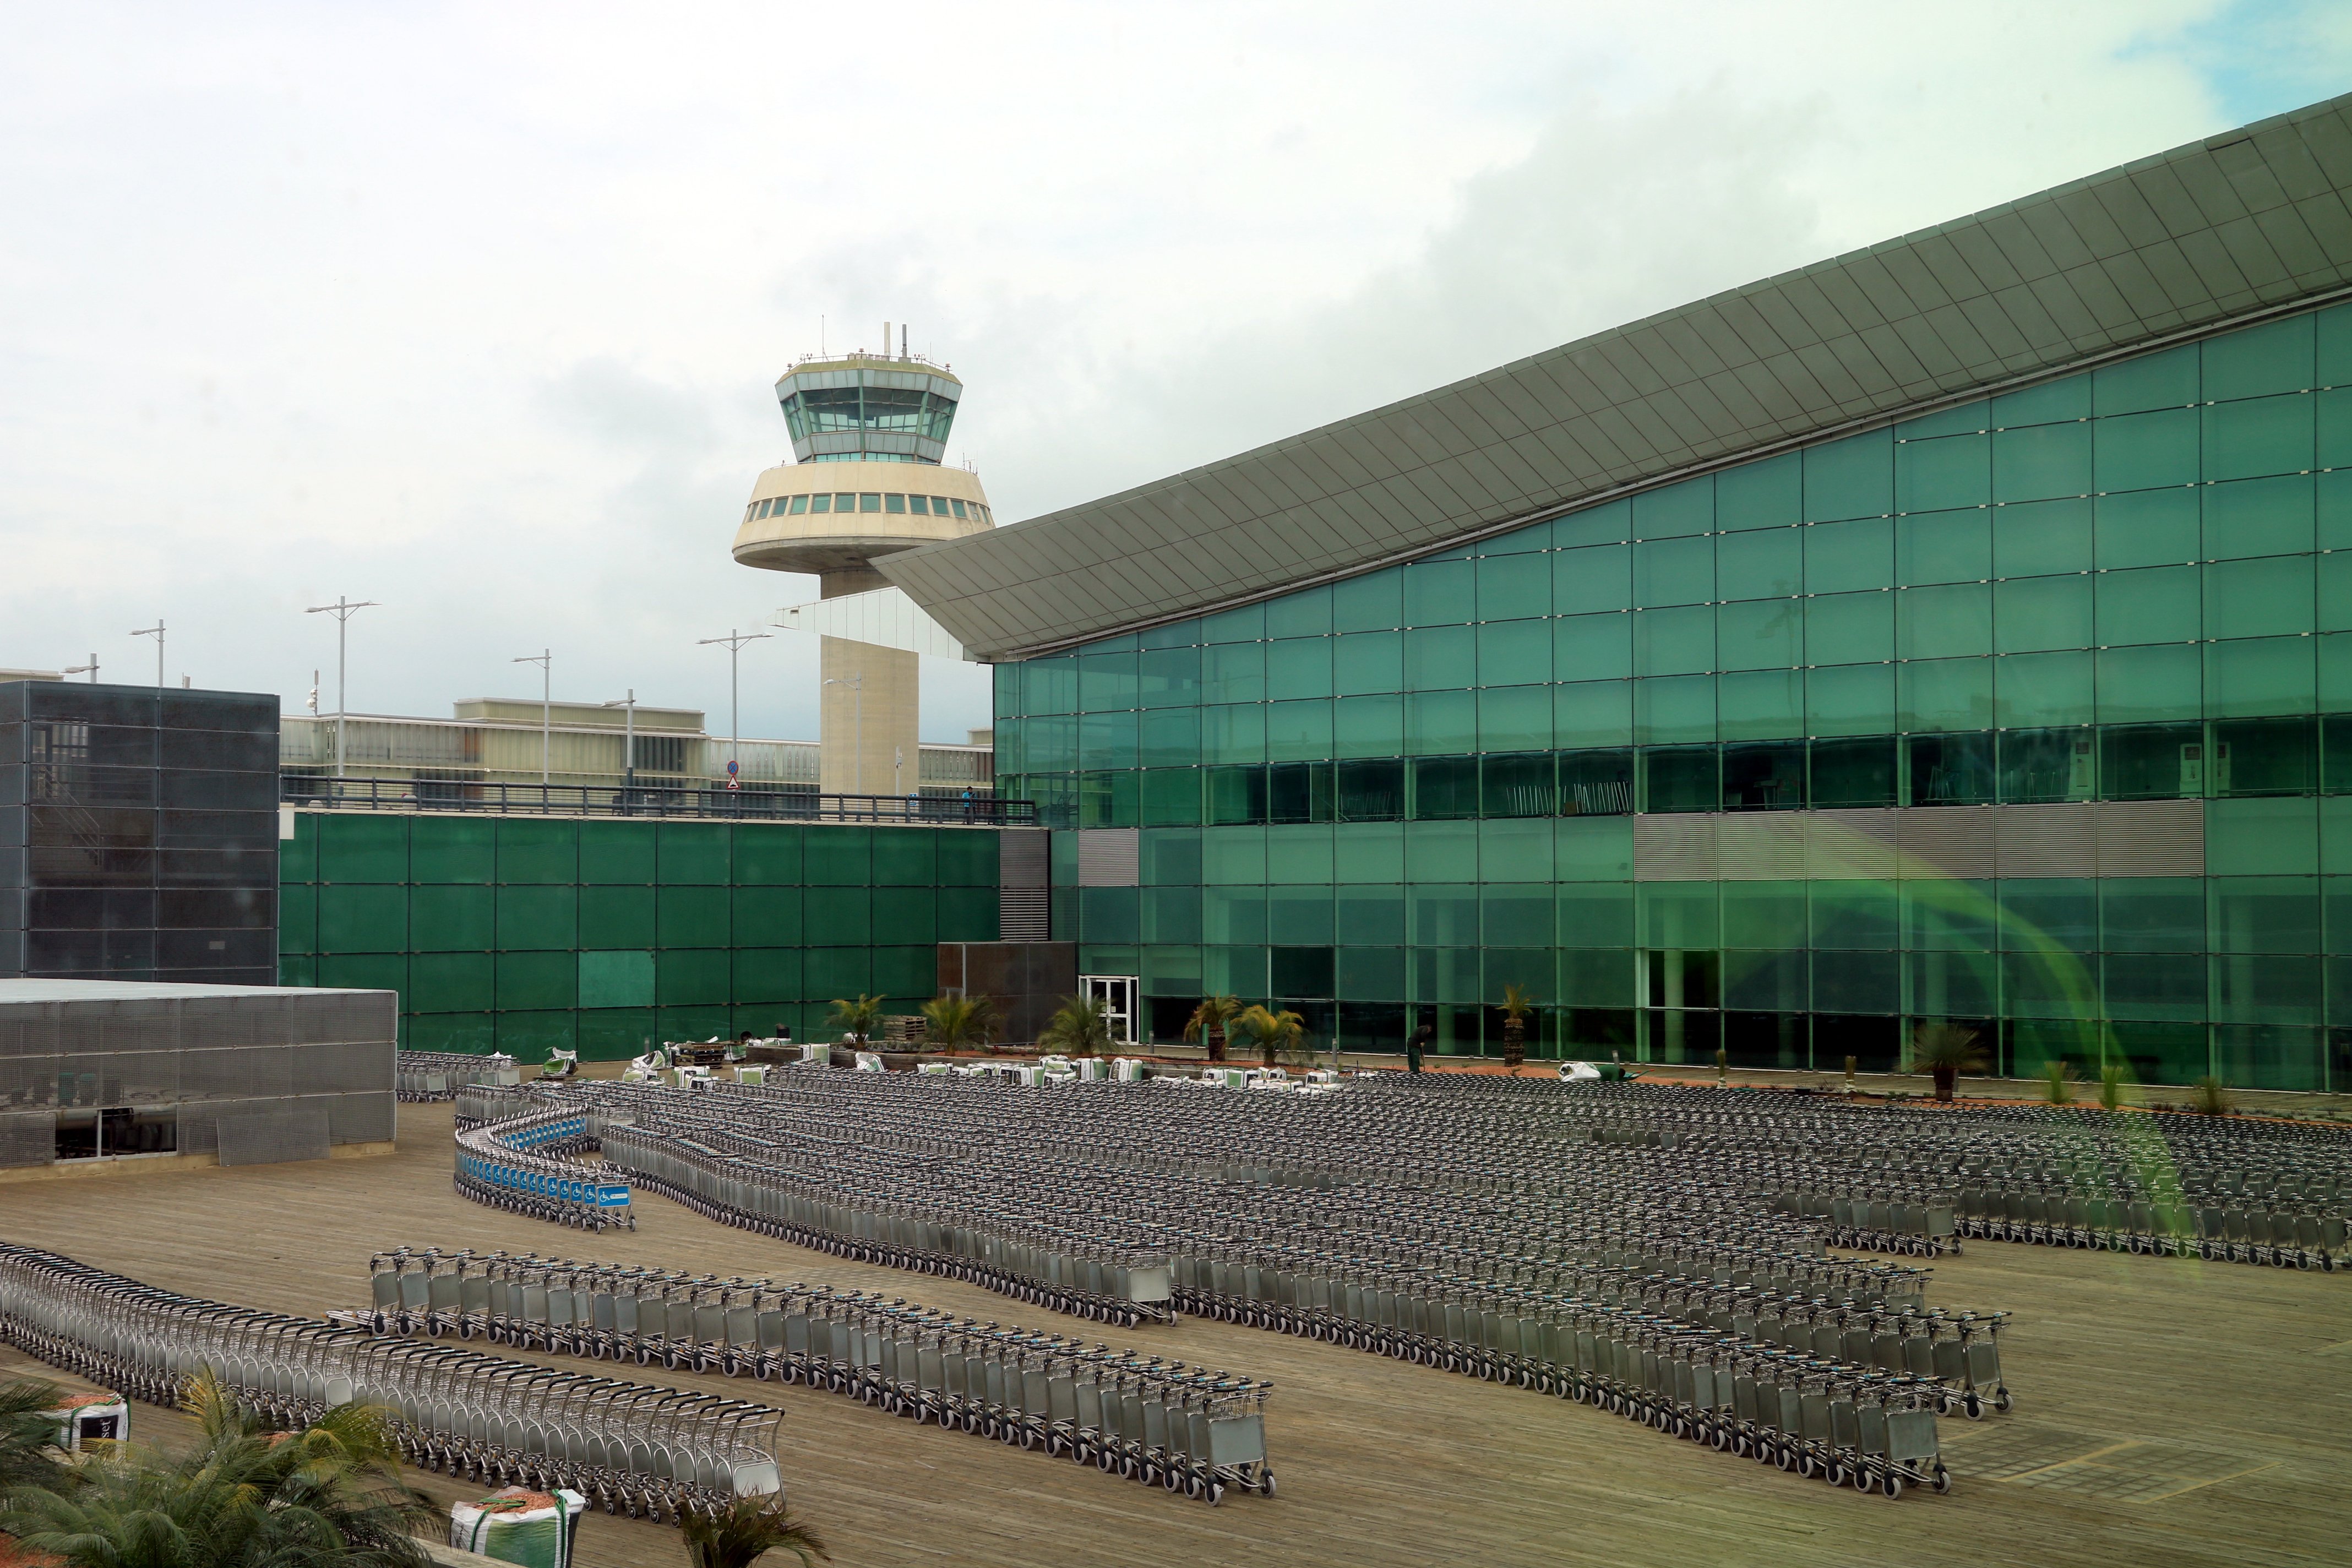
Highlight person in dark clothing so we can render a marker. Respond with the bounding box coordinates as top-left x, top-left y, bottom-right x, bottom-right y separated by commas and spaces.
1406, 1021, 1433, 1074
